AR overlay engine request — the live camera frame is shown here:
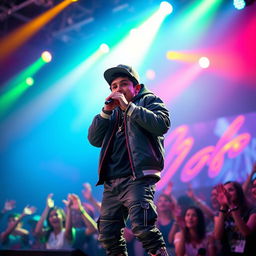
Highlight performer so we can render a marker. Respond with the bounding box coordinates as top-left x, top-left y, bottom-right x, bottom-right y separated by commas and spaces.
88, 64, 170, 256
